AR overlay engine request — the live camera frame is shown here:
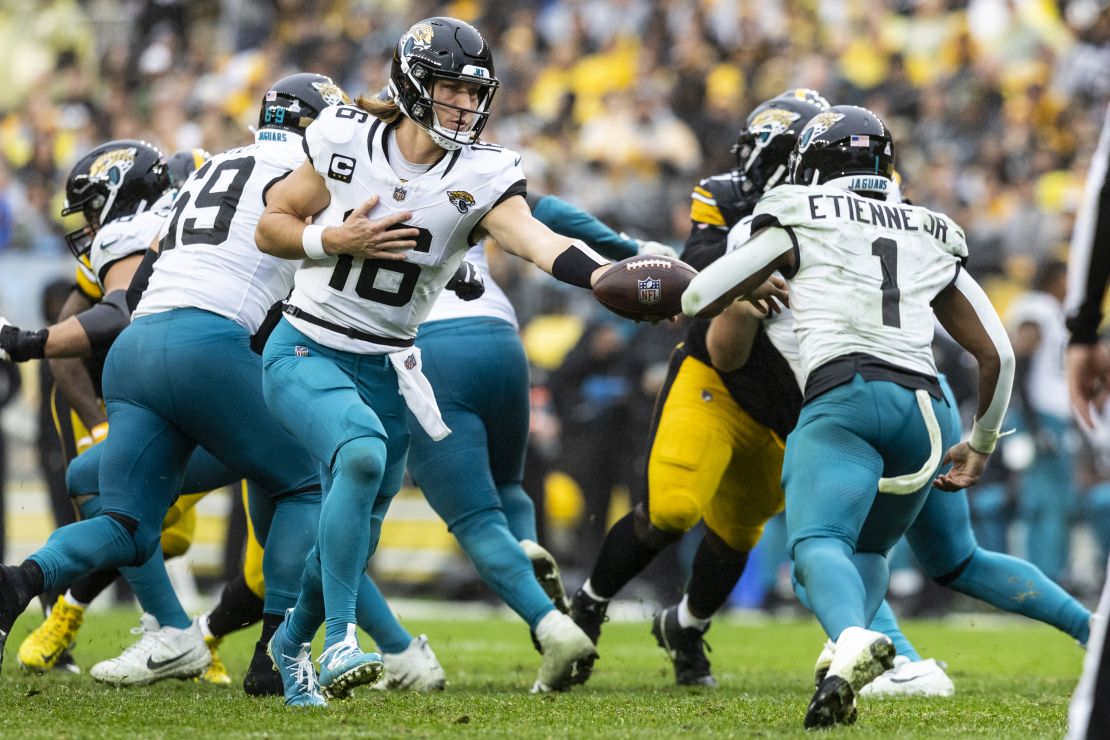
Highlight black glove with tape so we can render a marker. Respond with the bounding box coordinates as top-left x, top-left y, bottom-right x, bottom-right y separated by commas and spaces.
0, 317, 48, 362
445, 260, 485, 301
